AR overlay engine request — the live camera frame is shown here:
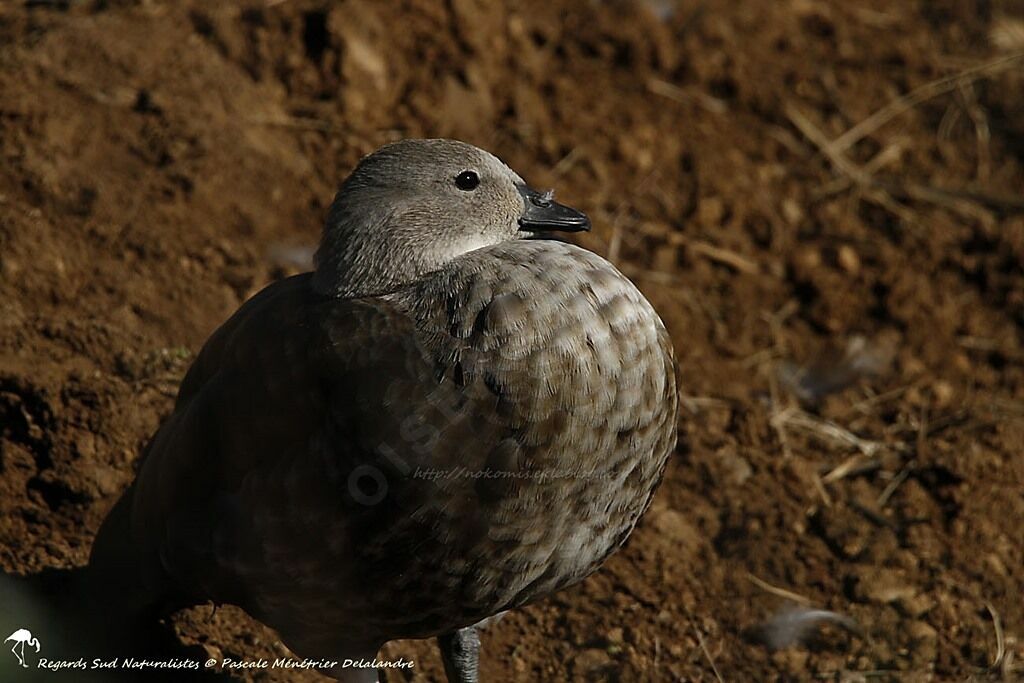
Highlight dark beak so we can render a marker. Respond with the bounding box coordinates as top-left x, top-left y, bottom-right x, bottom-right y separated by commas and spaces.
517, 185, 591, 233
